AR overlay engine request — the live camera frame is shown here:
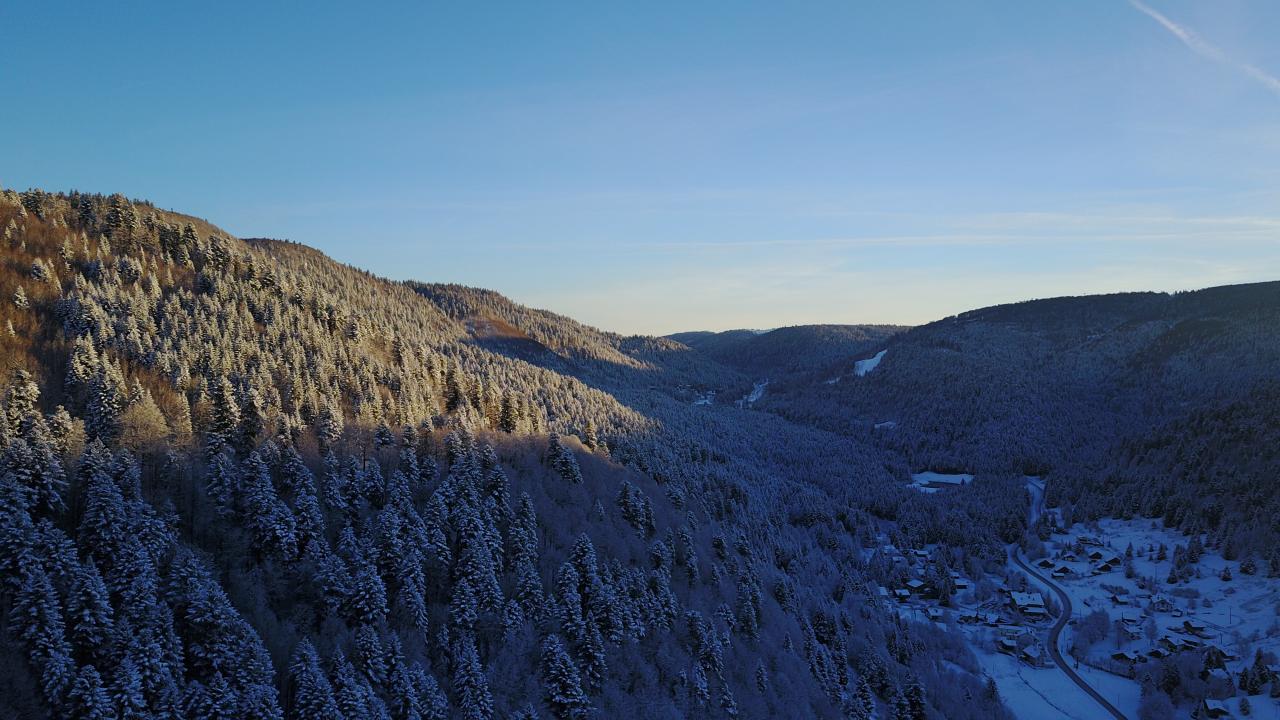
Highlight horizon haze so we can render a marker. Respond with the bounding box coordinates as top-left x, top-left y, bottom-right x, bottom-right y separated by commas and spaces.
5, 1, 1280, 334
